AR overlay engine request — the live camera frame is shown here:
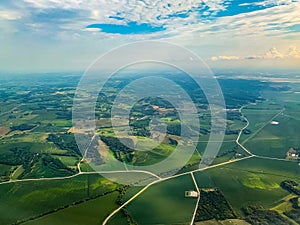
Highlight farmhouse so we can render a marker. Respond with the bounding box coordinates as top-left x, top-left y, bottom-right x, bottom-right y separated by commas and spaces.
286, 148, 299, 159
185, 190, 199, 198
